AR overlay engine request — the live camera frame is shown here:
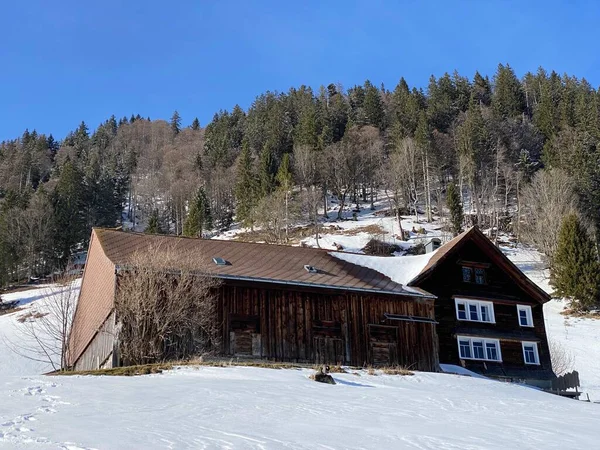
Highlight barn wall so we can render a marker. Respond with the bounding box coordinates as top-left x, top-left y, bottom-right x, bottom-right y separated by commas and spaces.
69, 230, 117, 369
73, 311, 117, 371
219, 283, 438, 371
